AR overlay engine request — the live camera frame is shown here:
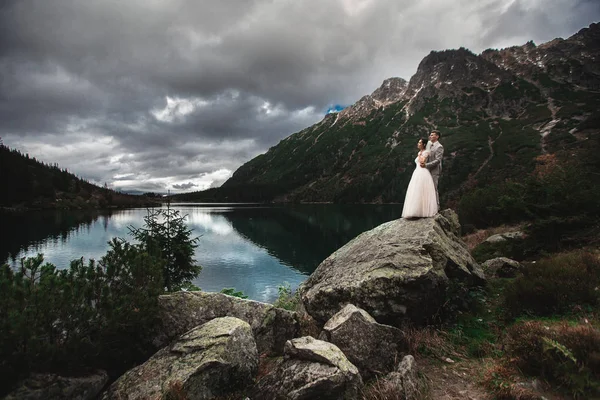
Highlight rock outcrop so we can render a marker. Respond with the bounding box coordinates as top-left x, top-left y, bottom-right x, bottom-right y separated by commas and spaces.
104, 317, 258, 400
379, 355, 421, 400
4, 371, 108, 400
484, 231, 525, 244
482, 257, 523, 278
319, 304, 406, 379
156, 291, 298, 355
300, 210, 485, 325
253, 336, 363, 400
